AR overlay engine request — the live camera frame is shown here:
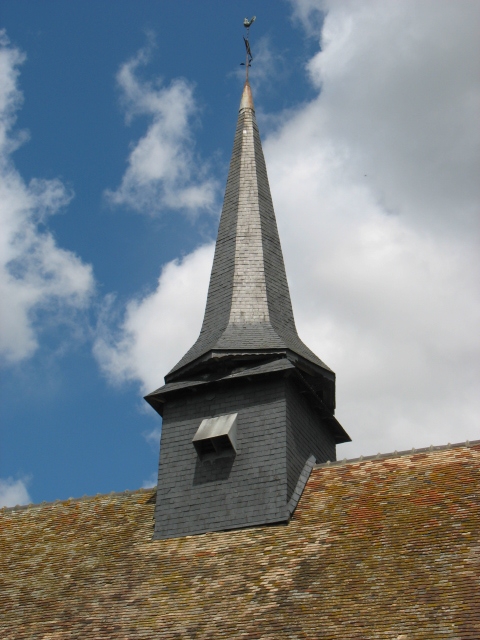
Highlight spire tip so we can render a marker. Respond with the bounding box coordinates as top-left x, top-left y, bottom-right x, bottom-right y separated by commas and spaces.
239, 81, 255, 111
